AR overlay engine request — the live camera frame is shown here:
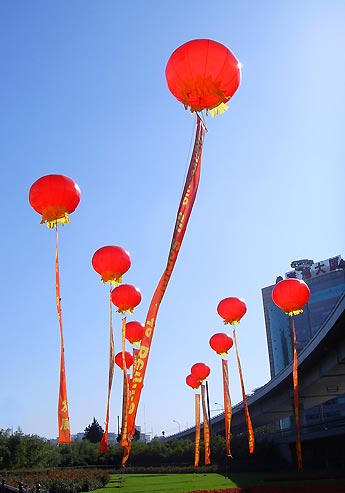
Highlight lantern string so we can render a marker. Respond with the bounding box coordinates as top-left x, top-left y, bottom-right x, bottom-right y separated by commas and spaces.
99, 289, 115, 453
292, 317, 303, 471
233, 328, 255, 454
55, 225, 71, 444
